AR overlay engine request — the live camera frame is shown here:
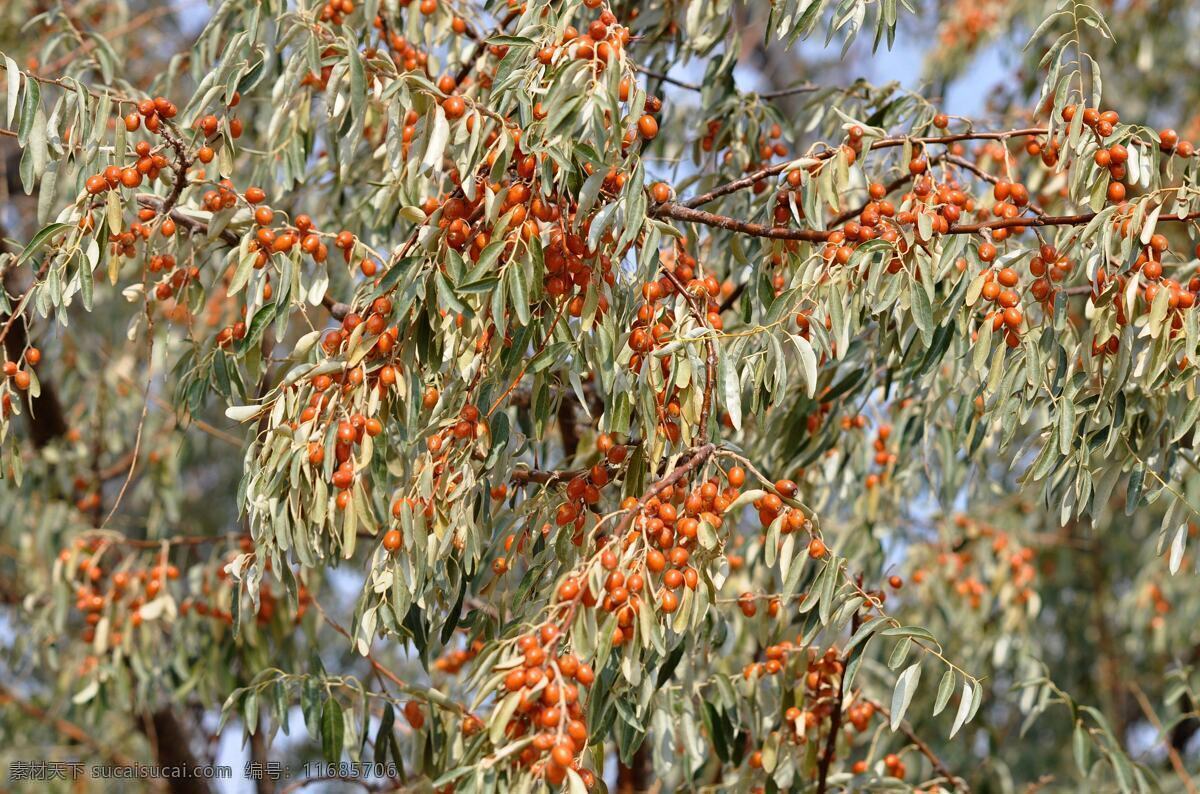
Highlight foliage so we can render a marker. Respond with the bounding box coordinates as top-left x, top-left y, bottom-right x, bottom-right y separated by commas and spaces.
2, 0, 1200, 792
